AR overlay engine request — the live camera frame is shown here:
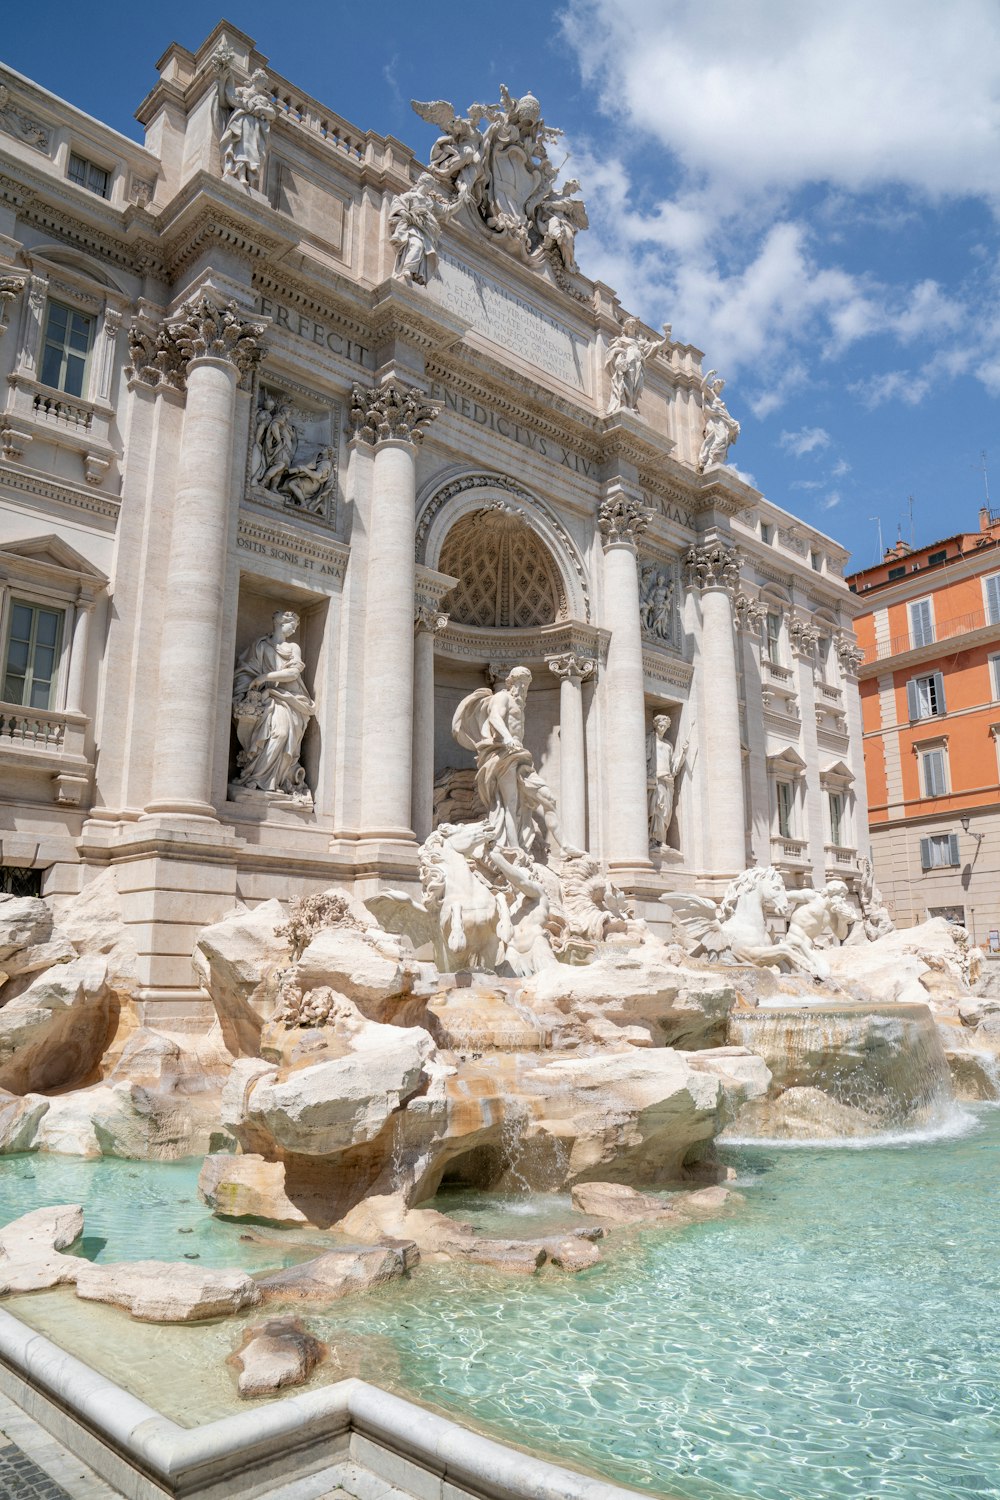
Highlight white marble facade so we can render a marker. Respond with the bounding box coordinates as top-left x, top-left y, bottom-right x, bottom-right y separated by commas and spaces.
0, 24, 869, 1007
